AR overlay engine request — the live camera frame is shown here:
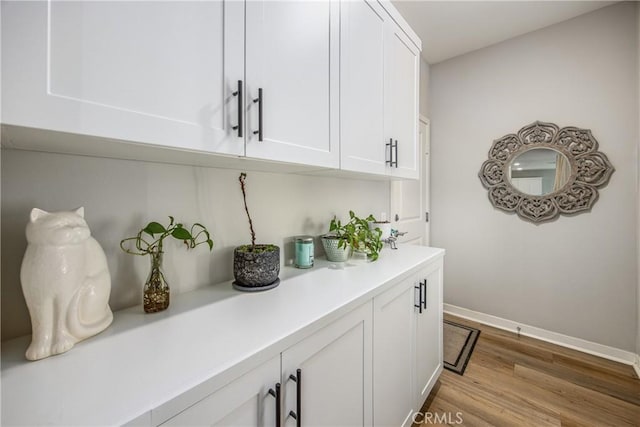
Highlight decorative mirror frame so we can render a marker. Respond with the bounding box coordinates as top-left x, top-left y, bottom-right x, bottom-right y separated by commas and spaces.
478, 121, 614, 223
